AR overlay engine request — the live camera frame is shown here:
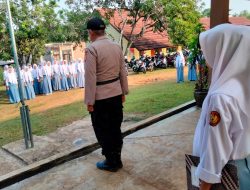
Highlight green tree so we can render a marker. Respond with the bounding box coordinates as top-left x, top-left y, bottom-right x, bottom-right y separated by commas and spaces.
234, 10, 250, 19
161, 0, 201, 47
201, 8, 210, 17
0, 4, 11, 61
65, 0, 167, 55
0, 0, 61, 65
